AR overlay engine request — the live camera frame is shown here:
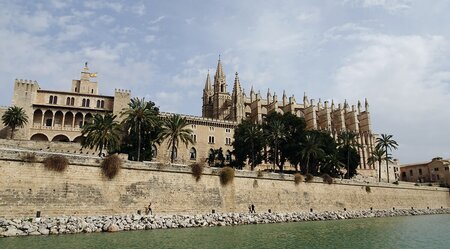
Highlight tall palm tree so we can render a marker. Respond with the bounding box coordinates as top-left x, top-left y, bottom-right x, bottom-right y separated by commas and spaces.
375, 134, 398, 183
81, 113, 122, 156
300, 133, 324, 174
243, 123, 263, 170
368, 146, 392, 182
1, 106, 28, 139
121, 98, 159, 161
338, 131, 359, 178
159, 114, 195, 163
264, 119, 286, 171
